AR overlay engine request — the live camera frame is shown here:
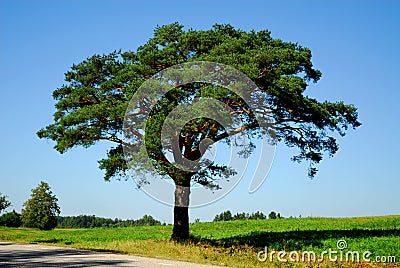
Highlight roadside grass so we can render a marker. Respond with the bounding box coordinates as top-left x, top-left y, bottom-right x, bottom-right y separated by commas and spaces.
1, 216, 399, 267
